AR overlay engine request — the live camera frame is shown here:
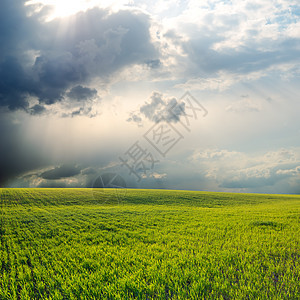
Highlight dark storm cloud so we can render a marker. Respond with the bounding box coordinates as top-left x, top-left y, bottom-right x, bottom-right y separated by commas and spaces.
0, 1, 50, 110
0, 56, 32, 110
0, 114, 49, 187
67, 86, 97, 101
81, 167, 98, 175
0, 0, 37, 56
37, 181, 67, 188
127, 92, 186, 125
145, 59, 161, 69
40, 164, 81, 180
61, 106, 95, 118
28, 104, 47, 115
0, 1, 159, 112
